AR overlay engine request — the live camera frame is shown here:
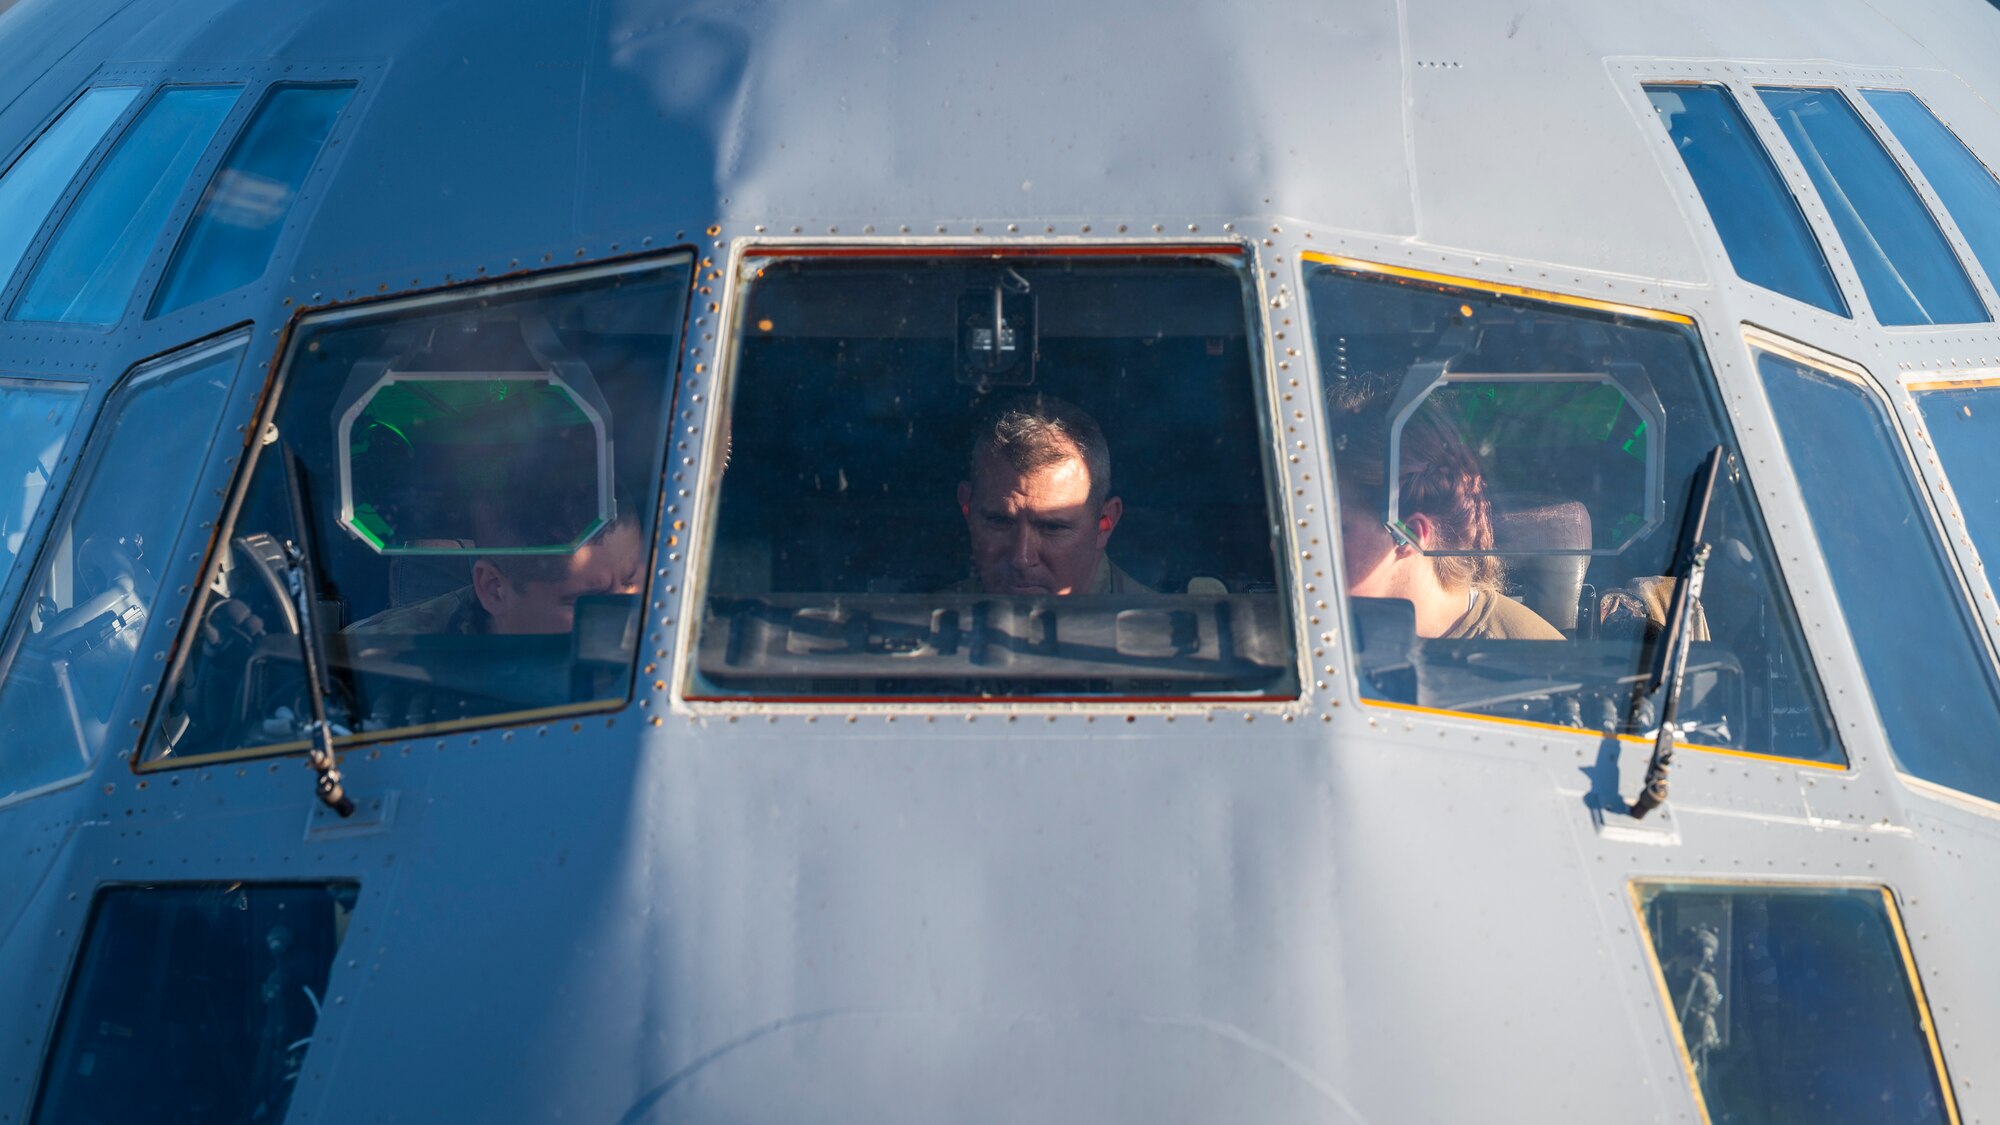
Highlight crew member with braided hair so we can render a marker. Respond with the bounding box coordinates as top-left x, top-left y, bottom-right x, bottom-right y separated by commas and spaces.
1329, 378, 1561, 640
